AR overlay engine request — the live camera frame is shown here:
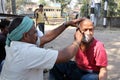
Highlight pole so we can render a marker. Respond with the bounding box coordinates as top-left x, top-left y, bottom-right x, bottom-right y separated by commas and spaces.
11, 0, 16, 14
103, 0, 108, 28
1, 0, 4, 13
90, 0, 95, 25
